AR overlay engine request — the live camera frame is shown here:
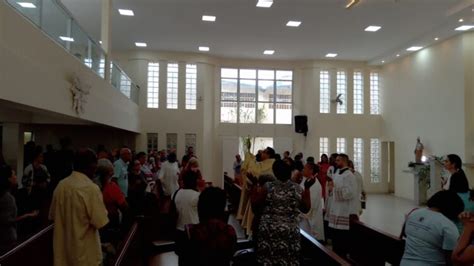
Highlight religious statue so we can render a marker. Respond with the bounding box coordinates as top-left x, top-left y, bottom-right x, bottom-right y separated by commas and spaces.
69, 75, 90, 115
414, 137, 424, 163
